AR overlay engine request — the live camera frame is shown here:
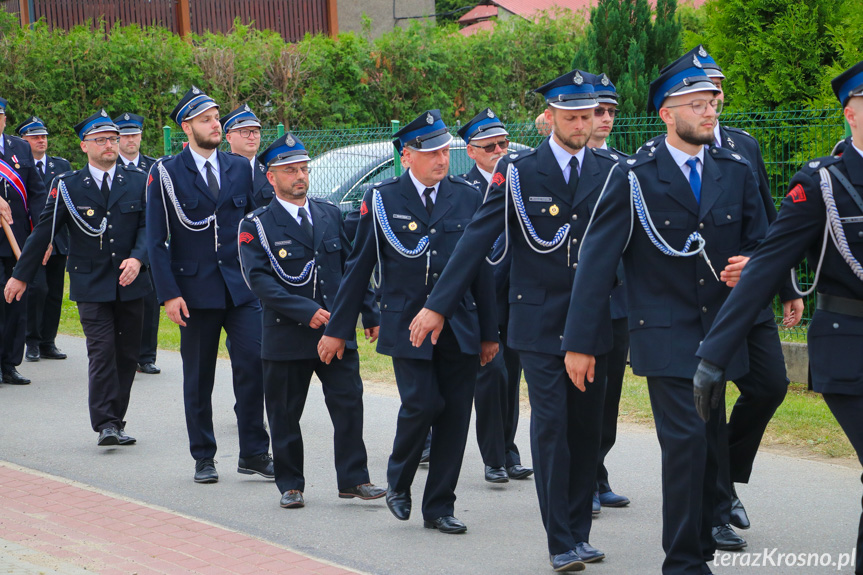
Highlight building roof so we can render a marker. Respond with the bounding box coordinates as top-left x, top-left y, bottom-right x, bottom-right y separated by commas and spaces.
493, 0, 593, 19
459, 4, 499, 24
459, 20, 497, 36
